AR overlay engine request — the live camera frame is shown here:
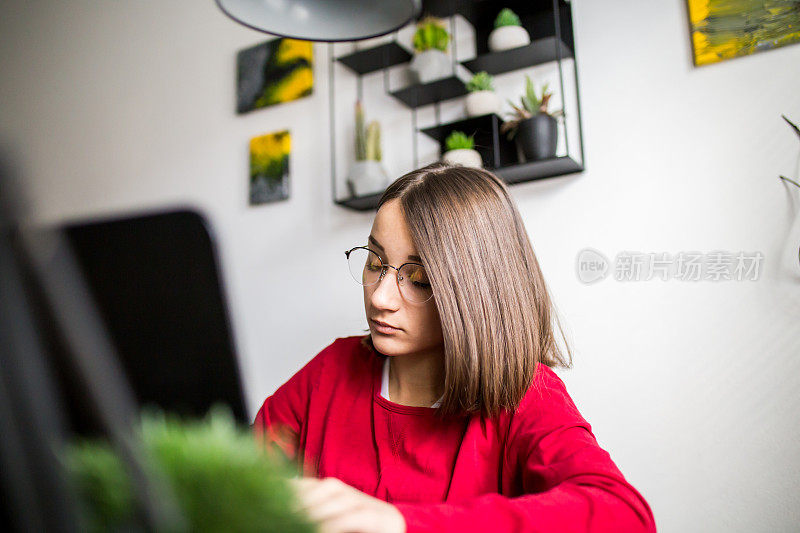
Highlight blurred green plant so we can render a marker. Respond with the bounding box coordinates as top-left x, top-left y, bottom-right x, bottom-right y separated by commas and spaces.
412, 16, 450, 52
465, 71, 495, 92
64, 406, 315, 533
445, 131, 475, 151
494, 8, 522, 28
